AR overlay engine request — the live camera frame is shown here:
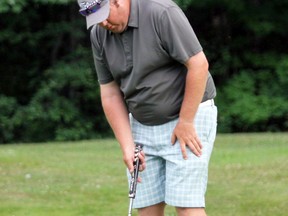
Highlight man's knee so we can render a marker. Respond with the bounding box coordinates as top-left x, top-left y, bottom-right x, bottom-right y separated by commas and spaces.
138, 202, 166, 216
176, 207, 206, 216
